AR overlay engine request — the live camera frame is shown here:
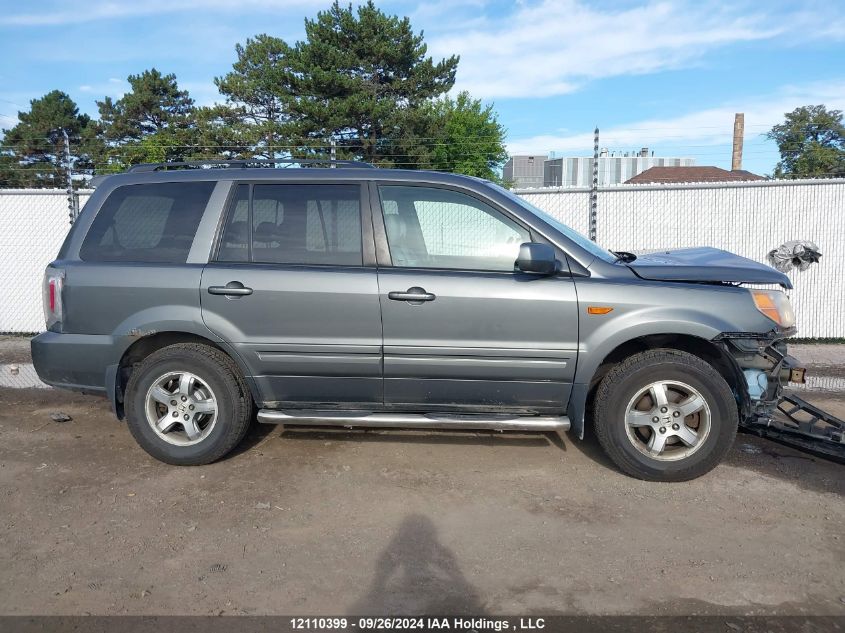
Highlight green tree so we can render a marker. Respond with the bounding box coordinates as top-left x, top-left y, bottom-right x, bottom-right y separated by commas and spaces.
93, 68, 196, 170
429, 92, 508, 181
0, 90, 91, 187
287, 0, 459, 163
767, 105, 845, 178
215, 35, 295, 158
182, 105, 253, 160
384, 92, 508, 180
